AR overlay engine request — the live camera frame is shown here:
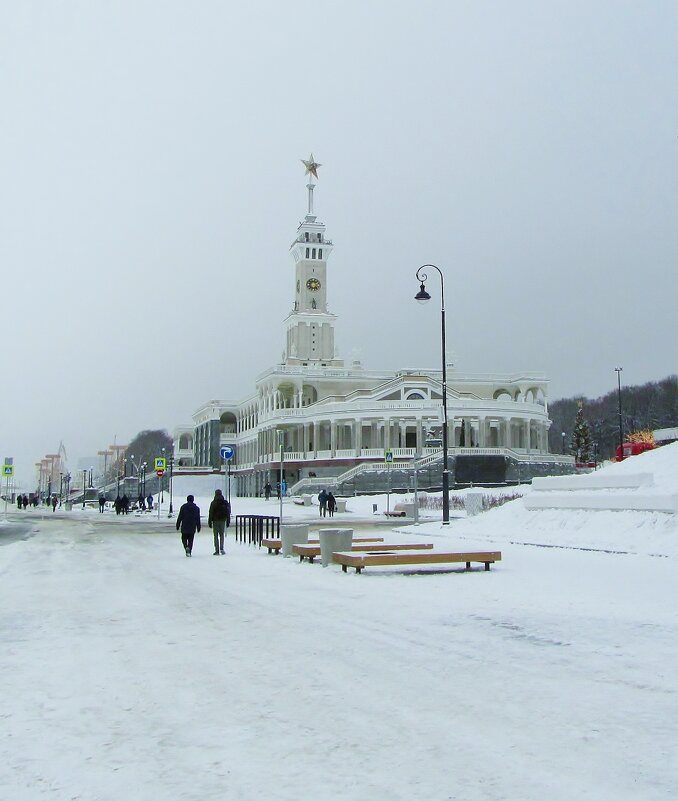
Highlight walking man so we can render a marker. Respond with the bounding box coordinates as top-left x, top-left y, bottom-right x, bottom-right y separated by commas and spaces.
318, 489, 328, 517
176, 494, 201, 556
207, 488, 231, 555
